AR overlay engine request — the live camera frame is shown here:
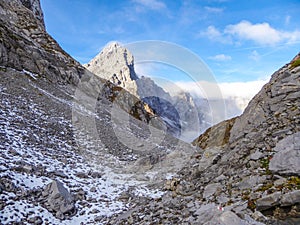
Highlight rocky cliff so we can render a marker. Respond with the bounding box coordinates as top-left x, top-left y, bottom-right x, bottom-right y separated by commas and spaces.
85, 42, 139, 94
188, 54, 300, 223
19, 0, 44, 27
85, 43, 206, 140
85, 43, 181, 136
0, 0, 82, 84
